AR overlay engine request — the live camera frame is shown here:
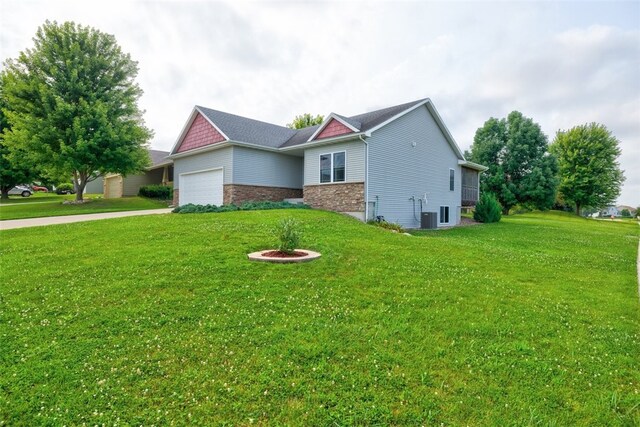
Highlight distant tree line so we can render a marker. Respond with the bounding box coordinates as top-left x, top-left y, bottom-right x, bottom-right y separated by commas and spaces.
467, 111, 625, 216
